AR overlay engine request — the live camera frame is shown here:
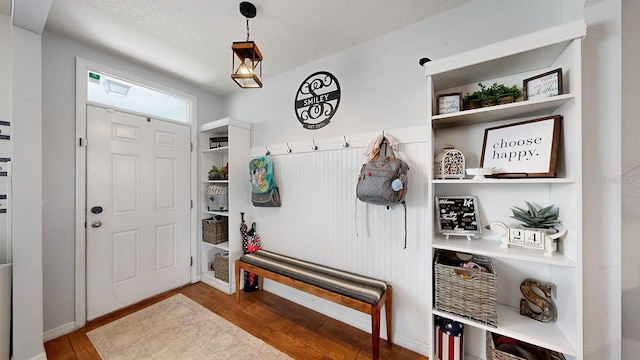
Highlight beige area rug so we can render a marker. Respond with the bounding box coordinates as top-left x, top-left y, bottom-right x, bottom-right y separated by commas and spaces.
87, 293, 292, 360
